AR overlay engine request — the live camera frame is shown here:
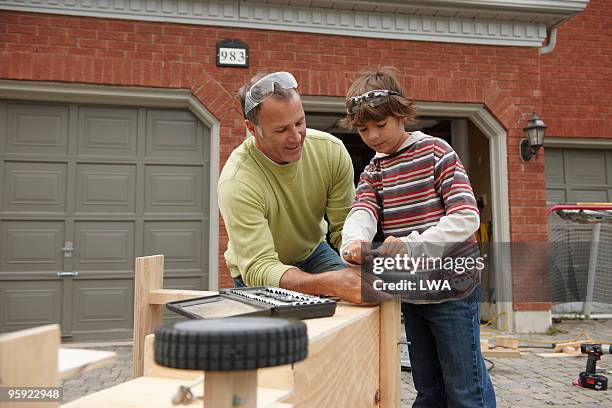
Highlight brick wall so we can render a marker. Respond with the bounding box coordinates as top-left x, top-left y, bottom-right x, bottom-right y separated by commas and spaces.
1, 2, 609, 306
